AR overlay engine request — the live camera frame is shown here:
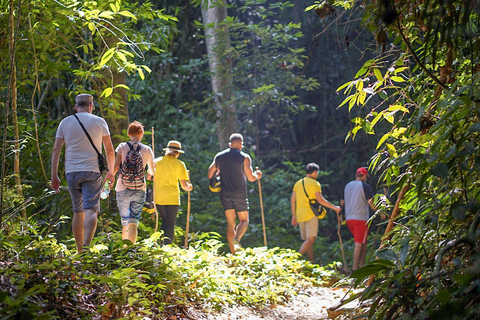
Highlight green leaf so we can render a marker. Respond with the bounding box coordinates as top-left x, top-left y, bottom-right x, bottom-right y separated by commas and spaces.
468, 122, 480, 133
253, 84, 275, 93
99, 47, 116, 66
376, 132, 390, 149
430, 163, 448, 179
358, 91, 367, 105
450, 201, 467, 221
337, 95, 353, 109
351, 259, 395, 279
375, 249, 398, 262
374, 68, 383, 82
336, 80, 353, 92
390, 76, 405, 82
355, 66, 368, 78
109, 3, 118, 13
348, 94, 357, 111
99, 11, 115, 19
114, 84, 130, 90
101, 87, 113, 98
356, 80, 364, 92
119, 11, 137, 21
387, 105, 409, 113
394, 67, 407, 74
116, 51, 127, 63
378, 90, 388, 100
